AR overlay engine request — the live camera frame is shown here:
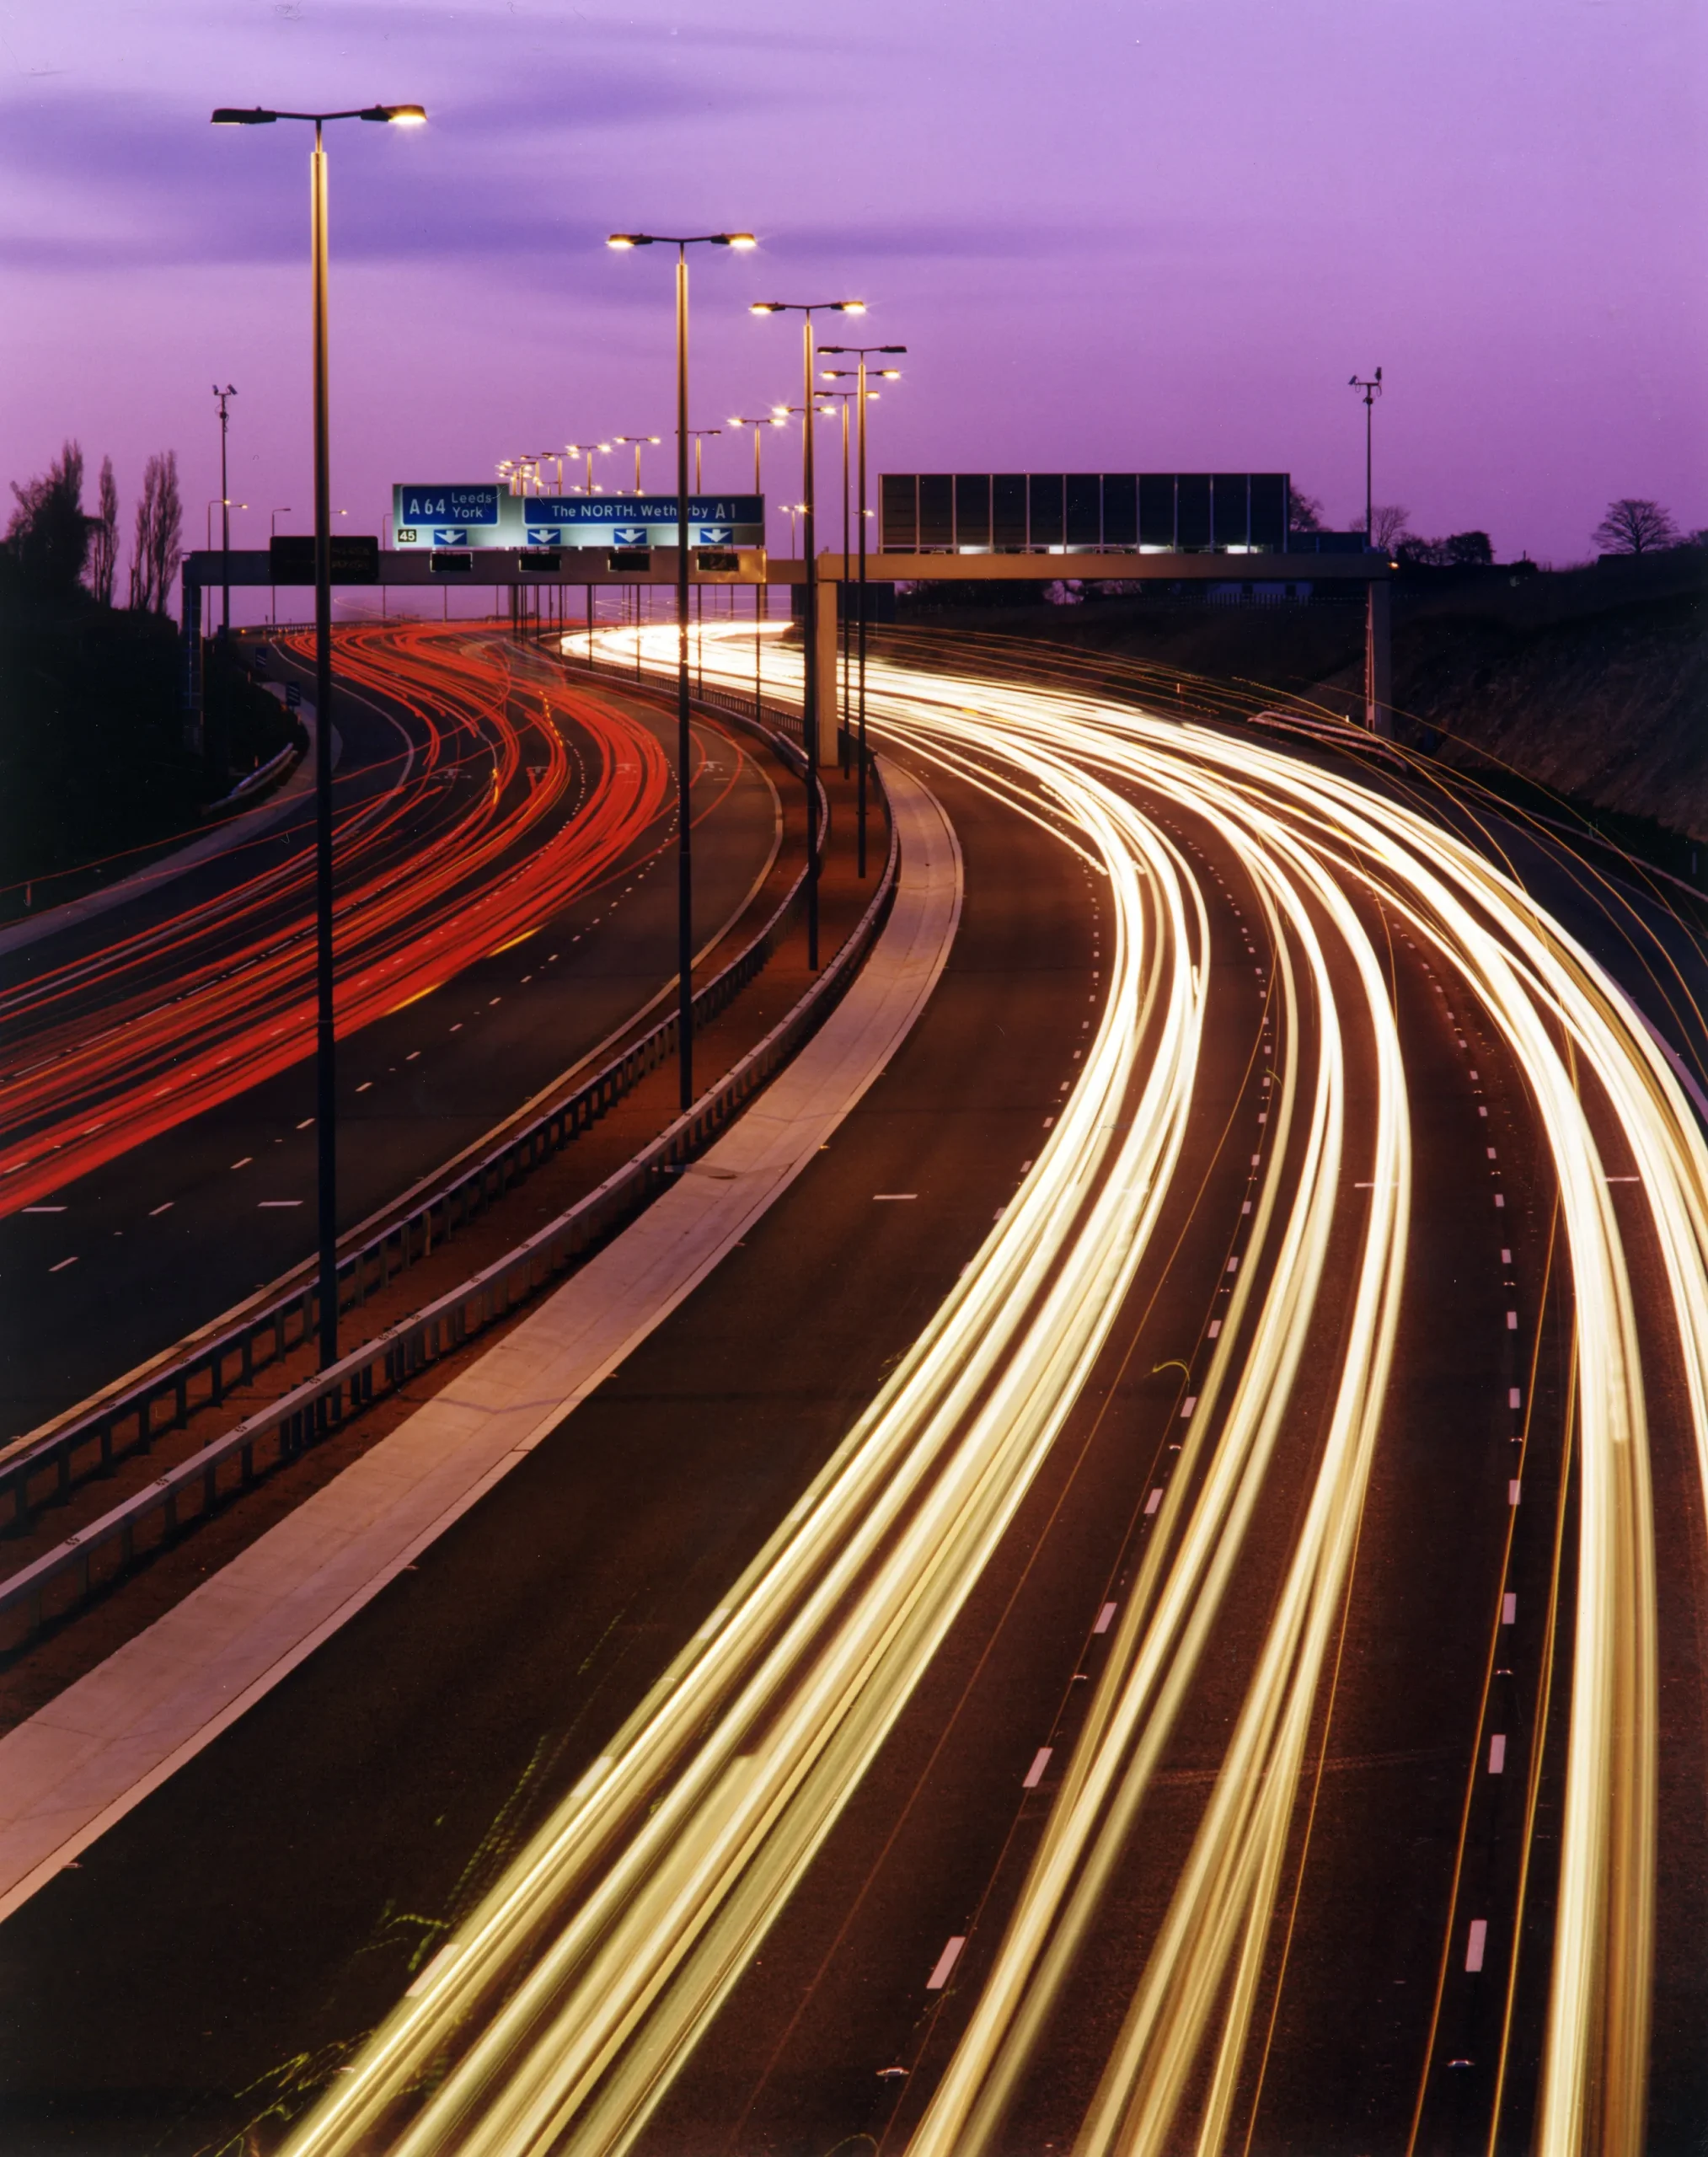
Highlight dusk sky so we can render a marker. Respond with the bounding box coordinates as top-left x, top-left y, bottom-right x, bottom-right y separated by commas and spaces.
4, 0, 1705, 595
